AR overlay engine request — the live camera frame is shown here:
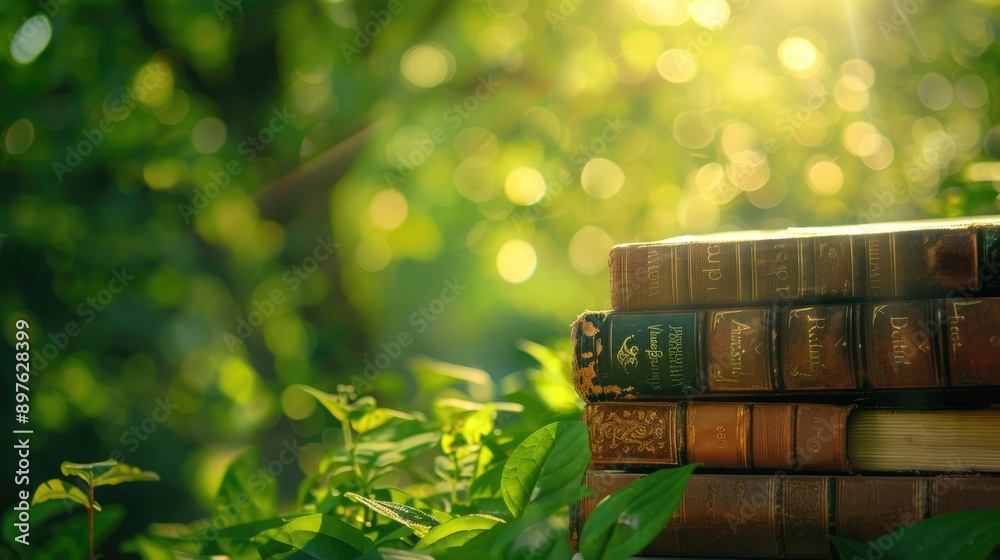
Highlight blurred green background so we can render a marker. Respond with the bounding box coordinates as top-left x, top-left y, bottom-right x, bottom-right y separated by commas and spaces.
1, 0, 998, 554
